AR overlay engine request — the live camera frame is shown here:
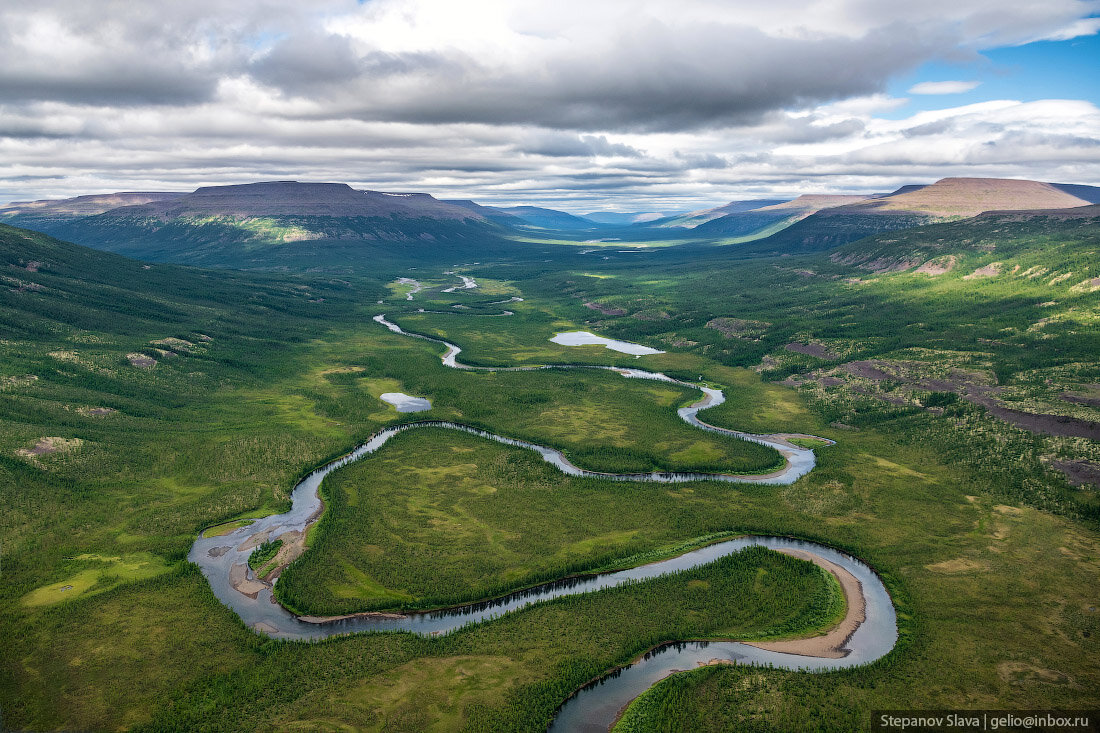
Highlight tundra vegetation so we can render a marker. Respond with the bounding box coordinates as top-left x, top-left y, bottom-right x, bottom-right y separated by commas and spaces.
1, 207, 1098, 731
